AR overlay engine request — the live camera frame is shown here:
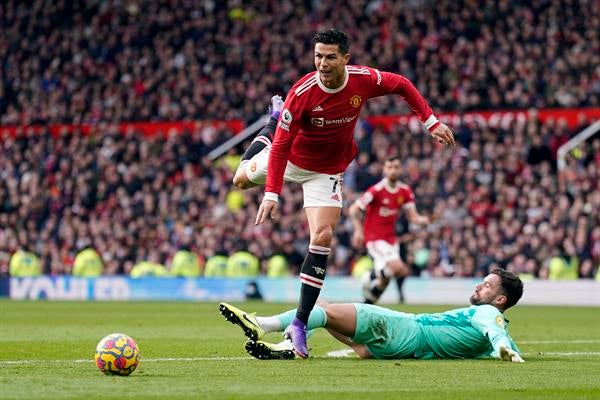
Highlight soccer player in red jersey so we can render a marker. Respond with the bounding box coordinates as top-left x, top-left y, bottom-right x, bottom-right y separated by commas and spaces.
235, 29, 454, 358
349, 156, 430, 304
